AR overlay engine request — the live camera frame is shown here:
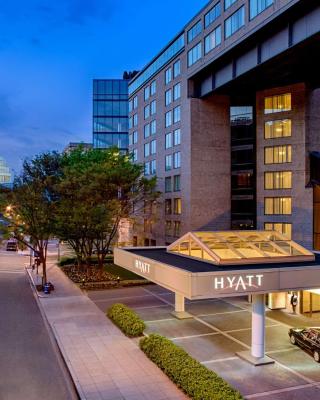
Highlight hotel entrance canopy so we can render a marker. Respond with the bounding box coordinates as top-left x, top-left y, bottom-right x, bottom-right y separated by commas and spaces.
114, 231, 319, 299
114, 231, 320, 364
